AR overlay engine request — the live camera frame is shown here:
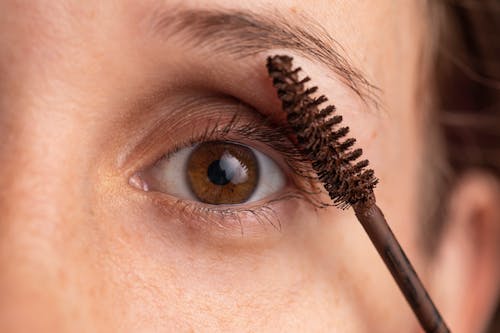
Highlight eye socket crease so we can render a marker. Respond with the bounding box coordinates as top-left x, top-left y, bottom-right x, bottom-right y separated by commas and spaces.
148, 8, 381, 109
